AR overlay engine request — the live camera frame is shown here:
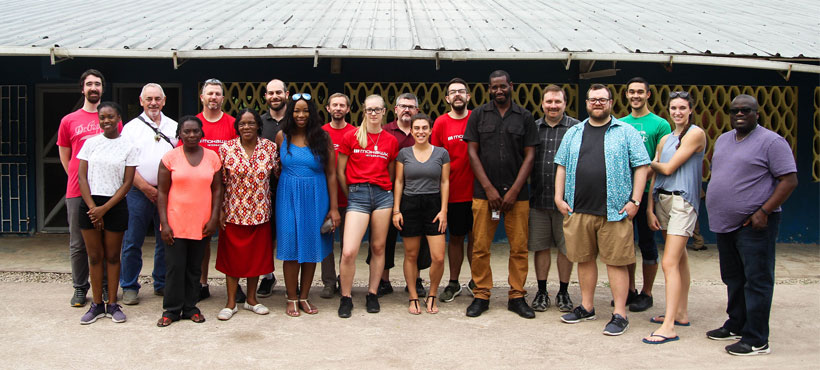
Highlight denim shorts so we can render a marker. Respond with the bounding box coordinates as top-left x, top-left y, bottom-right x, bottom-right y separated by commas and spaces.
346, 183, 394, 214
